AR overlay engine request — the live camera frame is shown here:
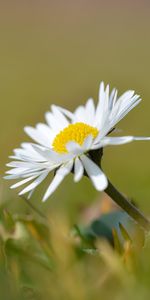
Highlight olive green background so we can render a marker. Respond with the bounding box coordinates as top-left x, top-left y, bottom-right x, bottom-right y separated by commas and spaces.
1, 0, 150, 220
